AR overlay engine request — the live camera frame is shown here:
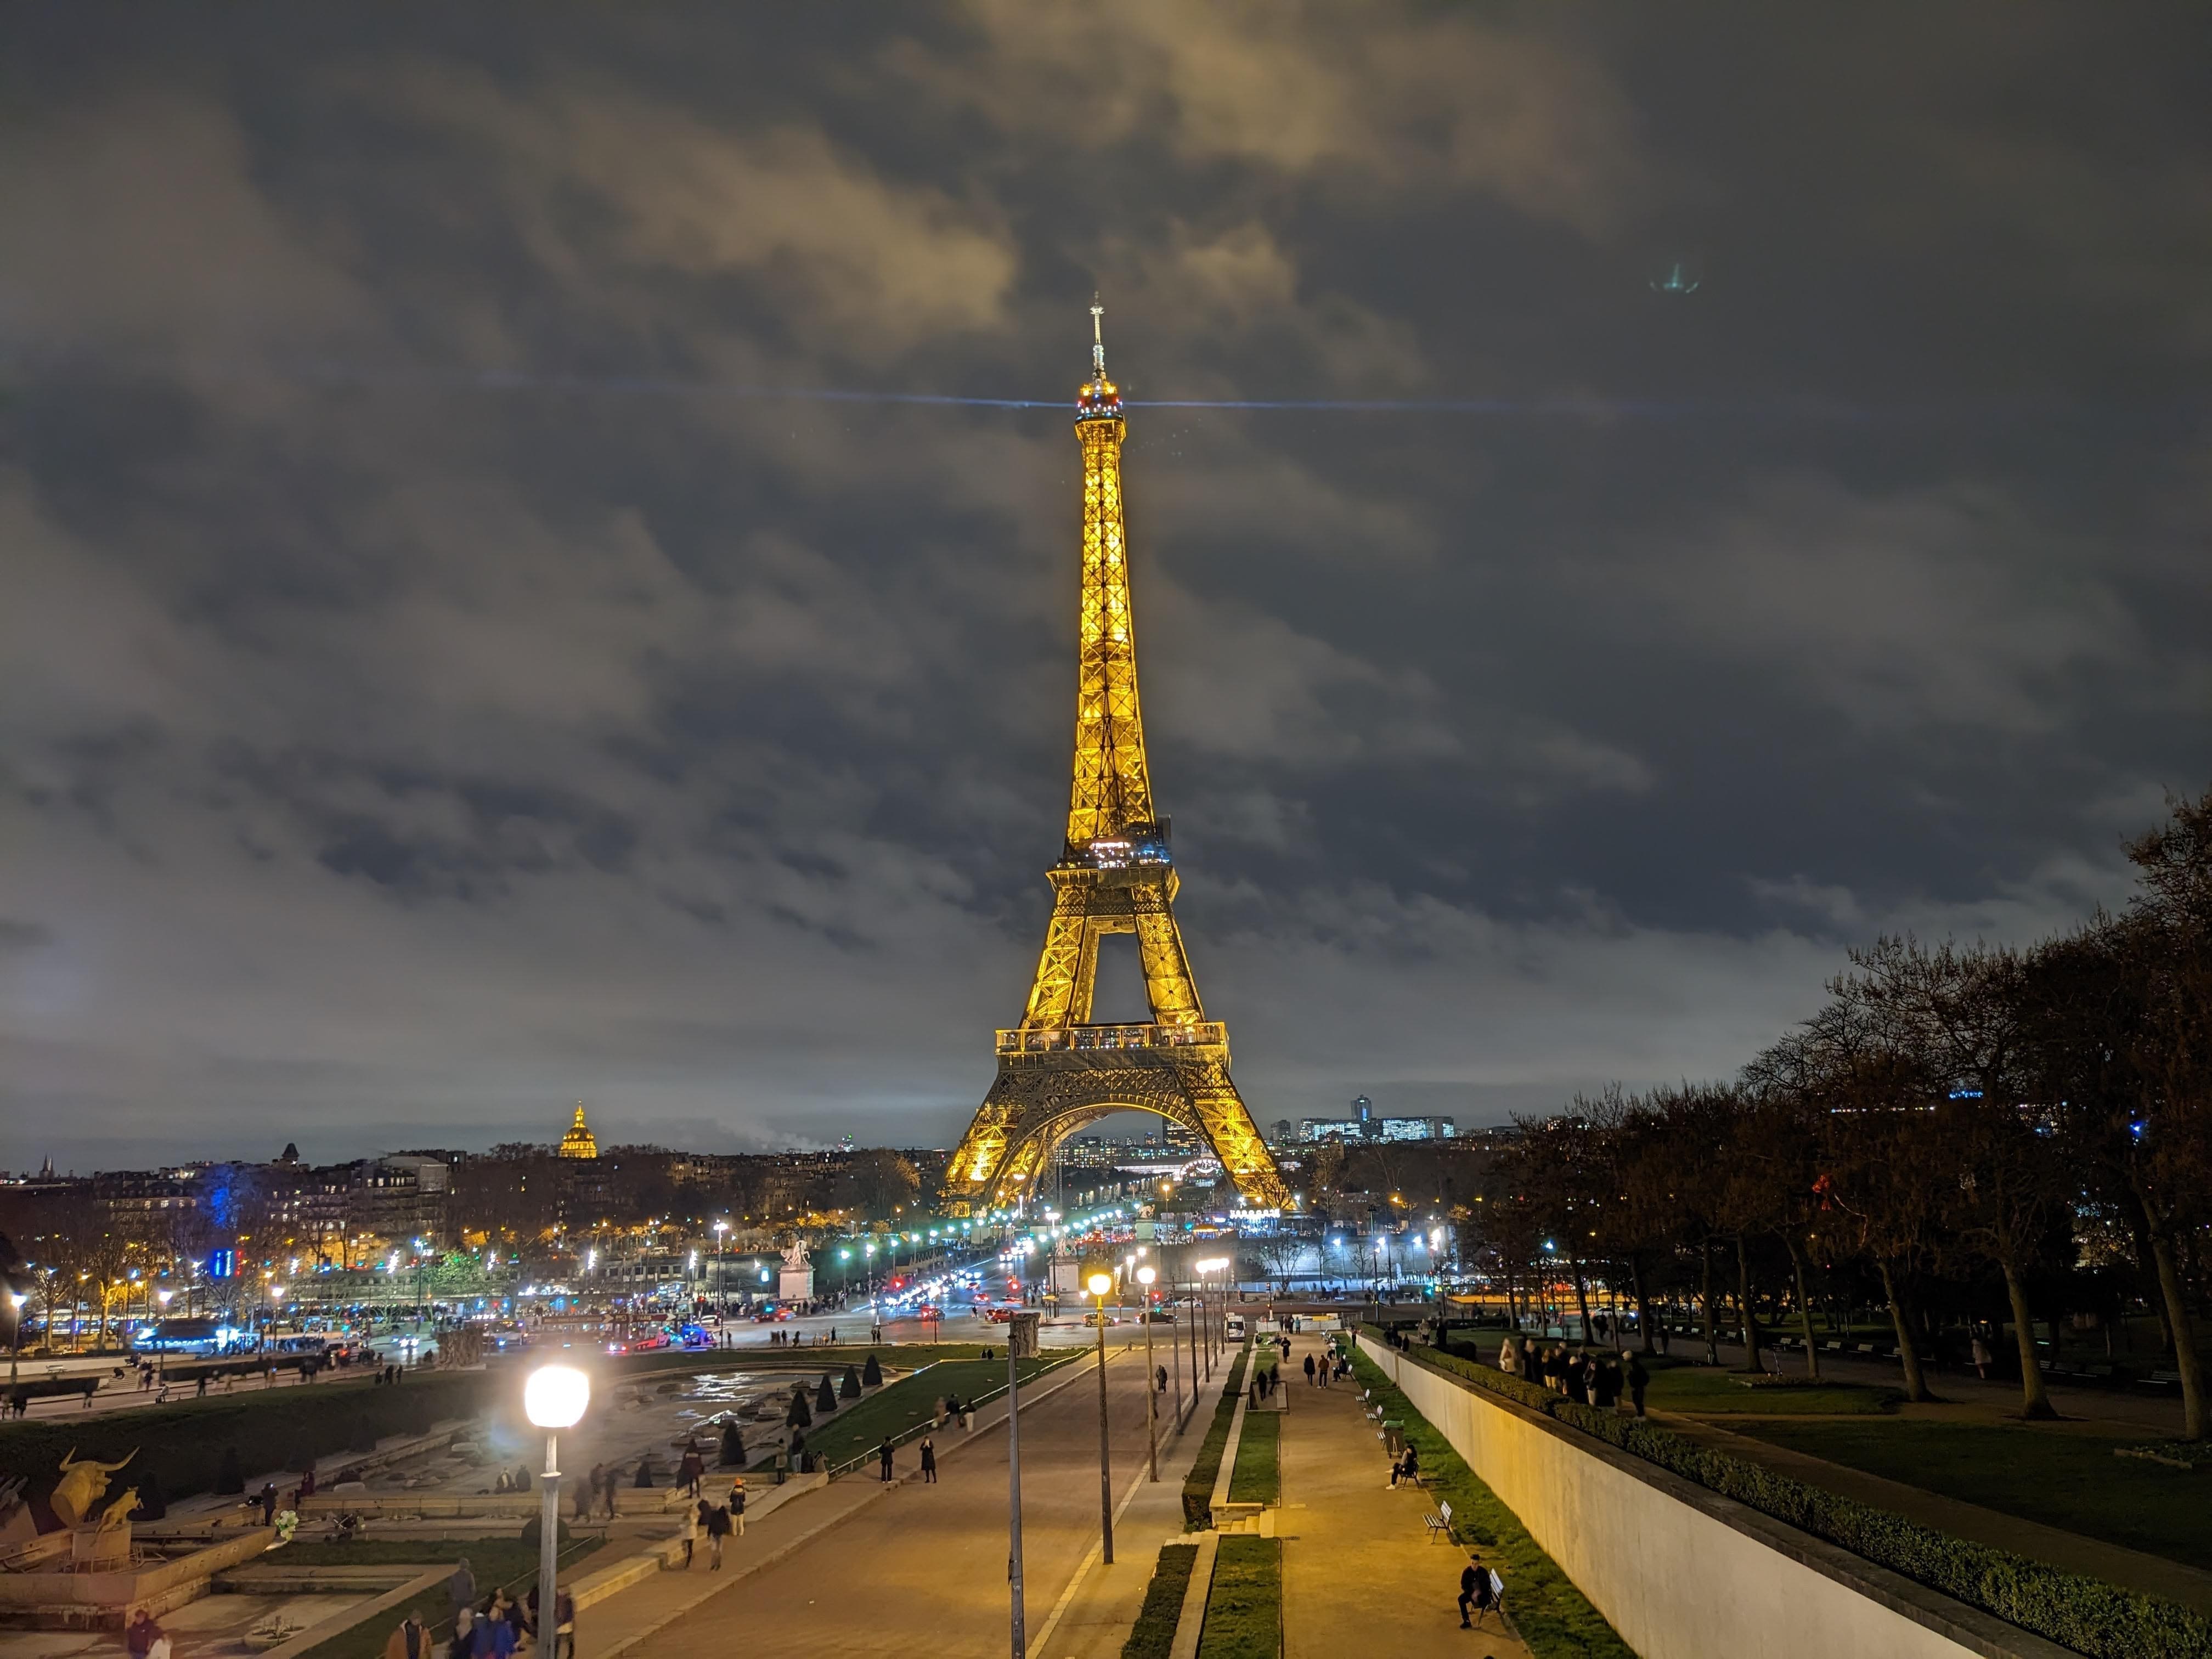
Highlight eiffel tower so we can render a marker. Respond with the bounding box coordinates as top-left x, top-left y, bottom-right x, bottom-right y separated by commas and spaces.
943, 301, 1289, 1216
